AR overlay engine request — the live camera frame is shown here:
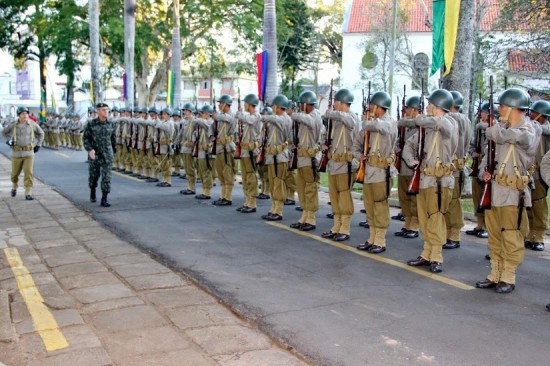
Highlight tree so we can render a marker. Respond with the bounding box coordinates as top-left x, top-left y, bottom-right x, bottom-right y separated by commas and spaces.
263, 0, 278, 103
441, 0, 475, 117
